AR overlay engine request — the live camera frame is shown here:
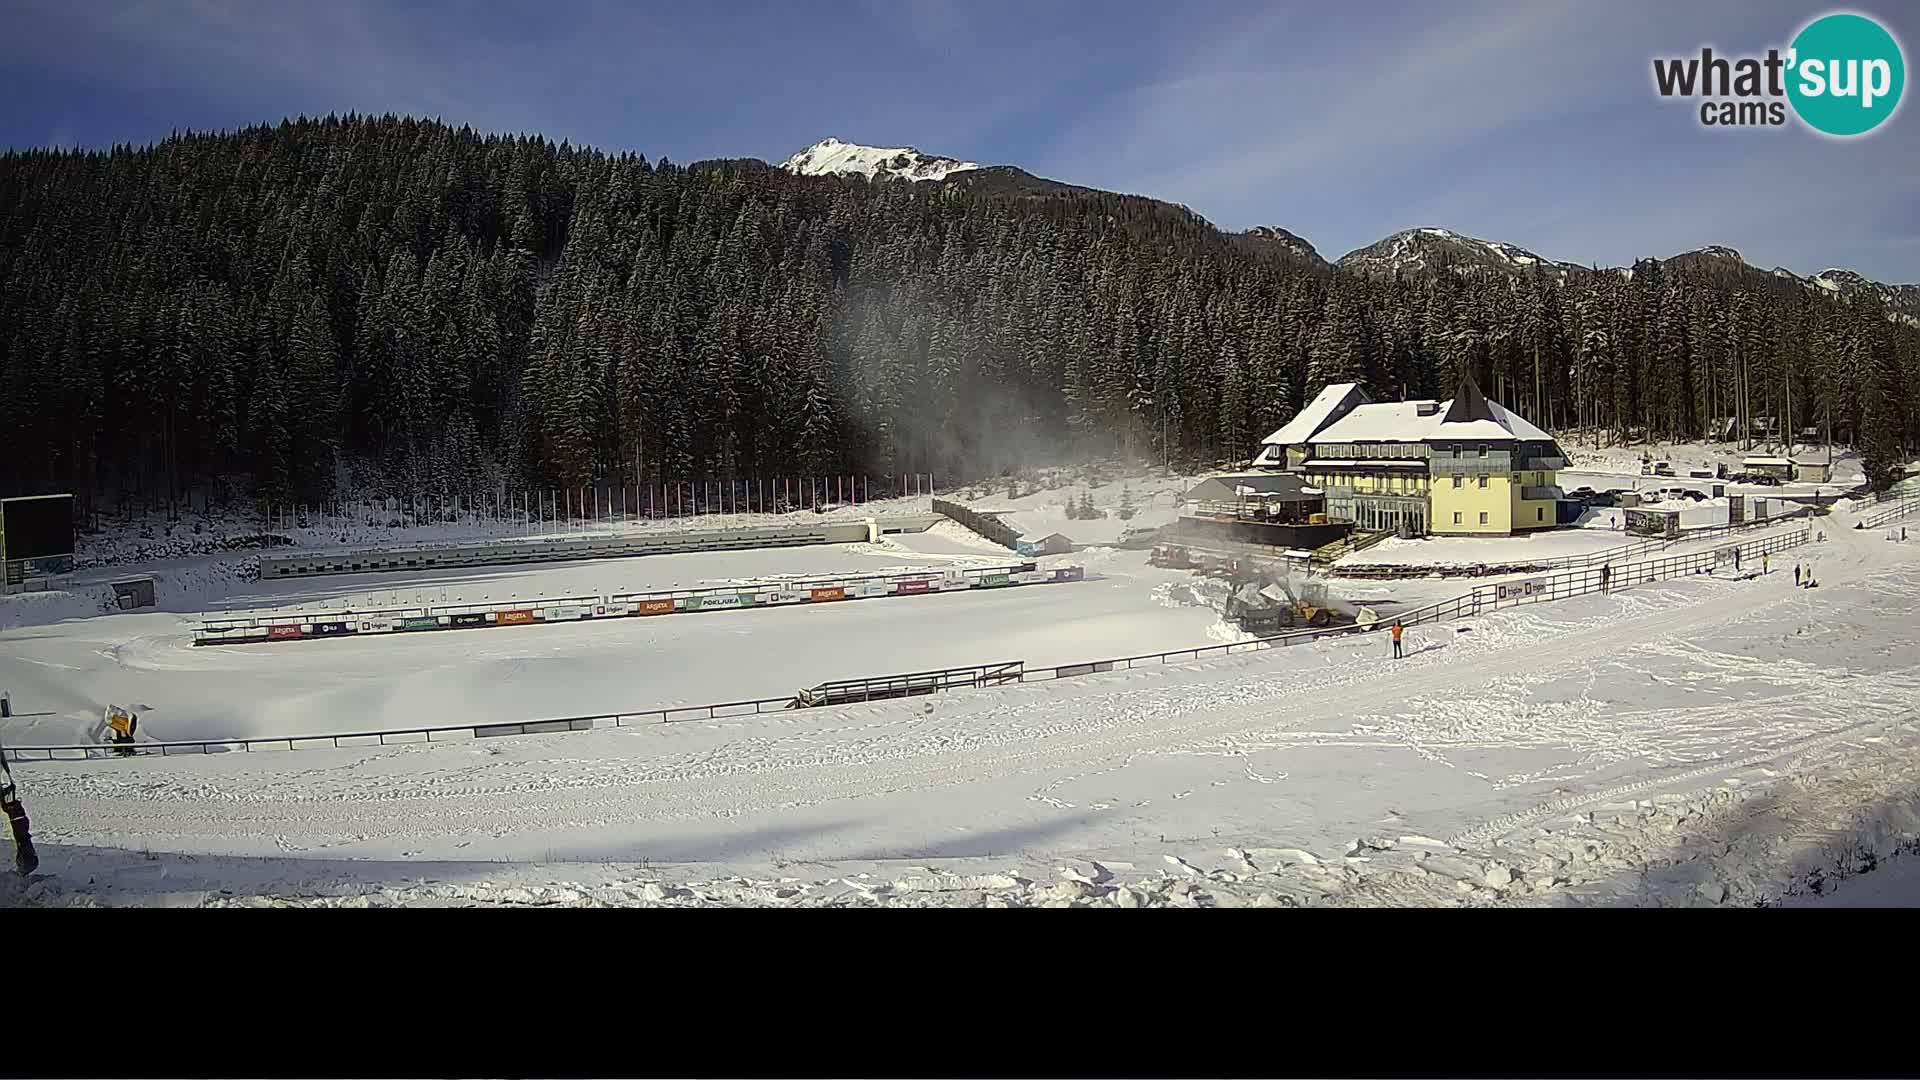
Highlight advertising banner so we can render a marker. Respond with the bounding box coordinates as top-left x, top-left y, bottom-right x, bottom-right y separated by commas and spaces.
267, 624, 303, 640
310, 620, 354, 636
402, 616, 440, 631
810, 586, 846, 602
894, 578, 931, 595
637, 598, 675, 615
497, 609, 536, 624
449, 613, 488, 627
